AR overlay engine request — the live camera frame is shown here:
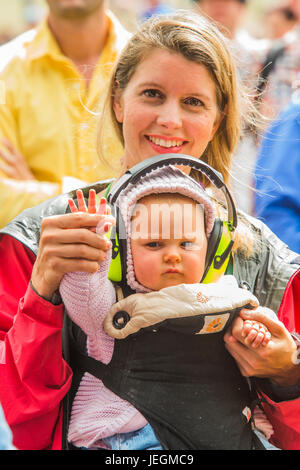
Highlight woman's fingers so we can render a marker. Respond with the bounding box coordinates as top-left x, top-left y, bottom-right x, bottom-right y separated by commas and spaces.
40, 228, 112, 259
44, 211, 106, 230
42, 240, 109, 261
42, 253, 105, 274
45, 212, 115, 240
